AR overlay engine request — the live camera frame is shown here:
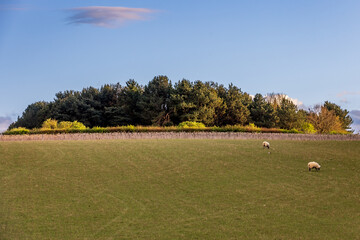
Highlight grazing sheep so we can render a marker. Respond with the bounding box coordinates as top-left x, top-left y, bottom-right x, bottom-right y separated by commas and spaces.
308, 162, 321, 171
262, 141, 270, 149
